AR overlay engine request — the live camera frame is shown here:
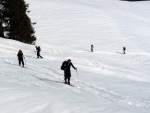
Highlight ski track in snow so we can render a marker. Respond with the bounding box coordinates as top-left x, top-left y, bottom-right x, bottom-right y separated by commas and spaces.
2, 59, 150, 109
